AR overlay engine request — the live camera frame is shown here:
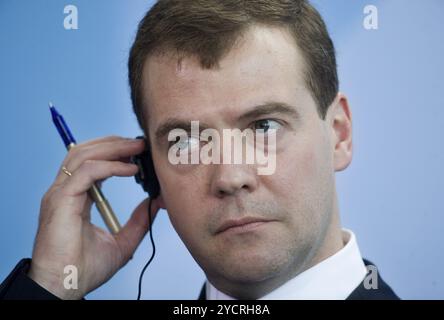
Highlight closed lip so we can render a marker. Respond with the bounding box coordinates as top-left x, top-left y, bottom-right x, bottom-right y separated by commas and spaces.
215, 217, 275, 234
